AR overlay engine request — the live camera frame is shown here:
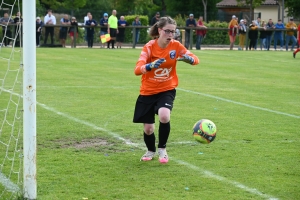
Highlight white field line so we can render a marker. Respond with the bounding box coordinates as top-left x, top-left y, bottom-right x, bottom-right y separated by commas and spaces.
37, 102, 279, 200
0, 173, 20, 192
33, 85, 300, 119
177, 88, 300, 119
0, 87, 286, 199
